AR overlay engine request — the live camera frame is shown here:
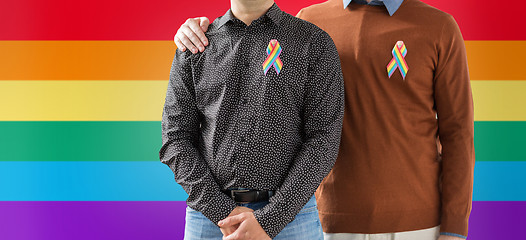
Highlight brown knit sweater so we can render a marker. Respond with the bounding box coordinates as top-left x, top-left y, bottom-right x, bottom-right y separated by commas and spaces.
297, 0, 474, 237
